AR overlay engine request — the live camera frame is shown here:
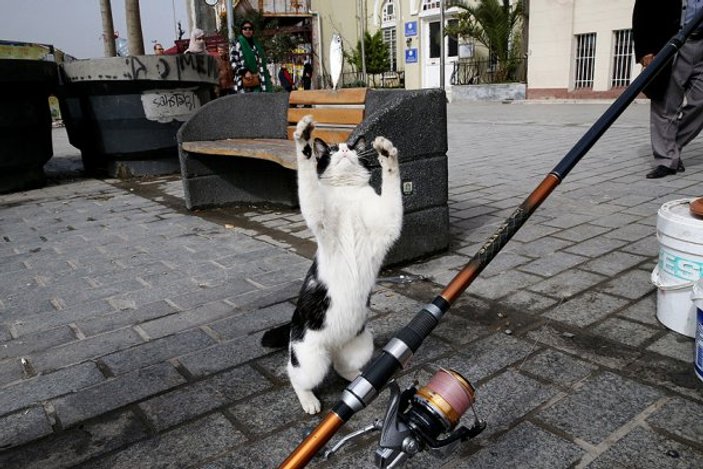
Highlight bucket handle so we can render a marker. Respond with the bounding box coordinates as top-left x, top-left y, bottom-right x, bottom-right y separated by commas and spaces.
651, 265, 695, 291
